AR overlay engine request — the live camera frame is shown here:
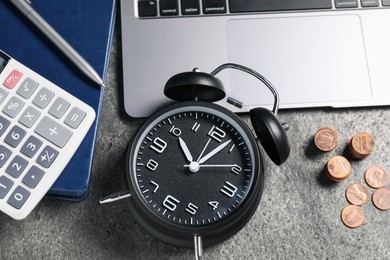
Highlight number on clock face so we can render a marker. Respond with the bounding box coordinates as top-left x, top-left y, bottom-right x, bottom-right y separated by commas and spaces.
131, 106, 257, 226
